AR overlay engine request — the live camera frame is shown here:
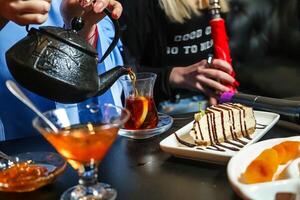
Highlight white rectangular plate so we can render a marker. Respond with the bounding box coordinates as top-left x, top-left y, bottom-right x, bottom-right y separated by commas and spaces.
160, 110, 280, 164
